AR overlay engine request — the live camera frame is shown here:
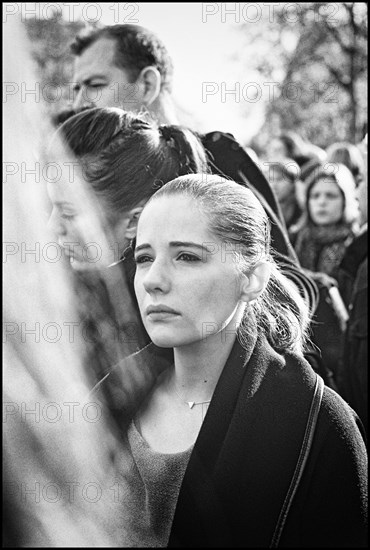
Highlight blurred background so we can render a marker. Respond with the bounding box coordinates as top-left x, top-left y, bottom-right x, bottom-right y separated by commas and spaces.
13, 2, 368, 151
